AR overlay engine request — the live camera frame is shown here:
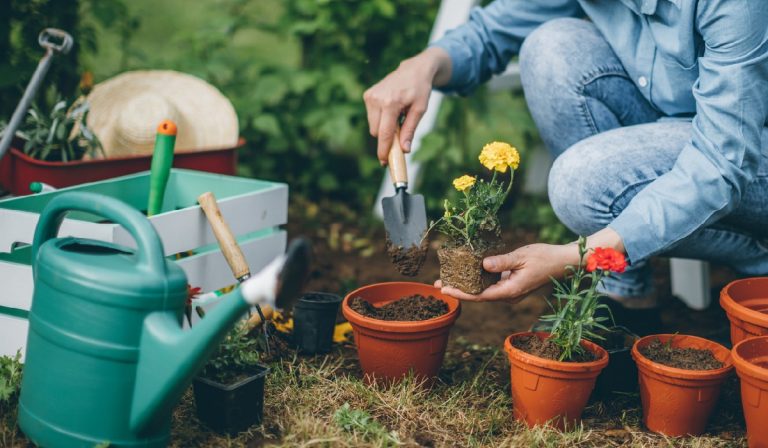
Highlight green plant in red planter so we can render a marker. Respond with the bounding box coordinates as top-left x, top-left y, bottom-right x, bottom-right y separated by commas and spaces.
504, 237, 624, 429
430, 141, 520, 295
0, 94, 103, 162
